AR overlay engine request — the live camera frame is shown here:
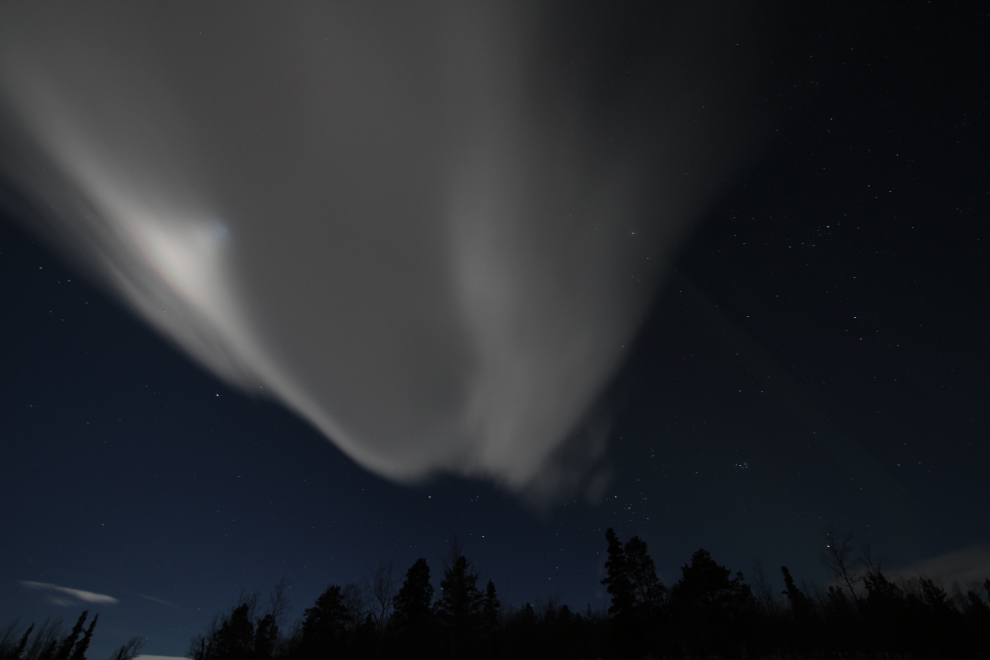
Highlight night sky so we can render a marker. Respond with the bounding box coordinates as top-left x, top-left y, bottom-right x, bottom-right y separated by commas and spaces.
1, 4, 987, 659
